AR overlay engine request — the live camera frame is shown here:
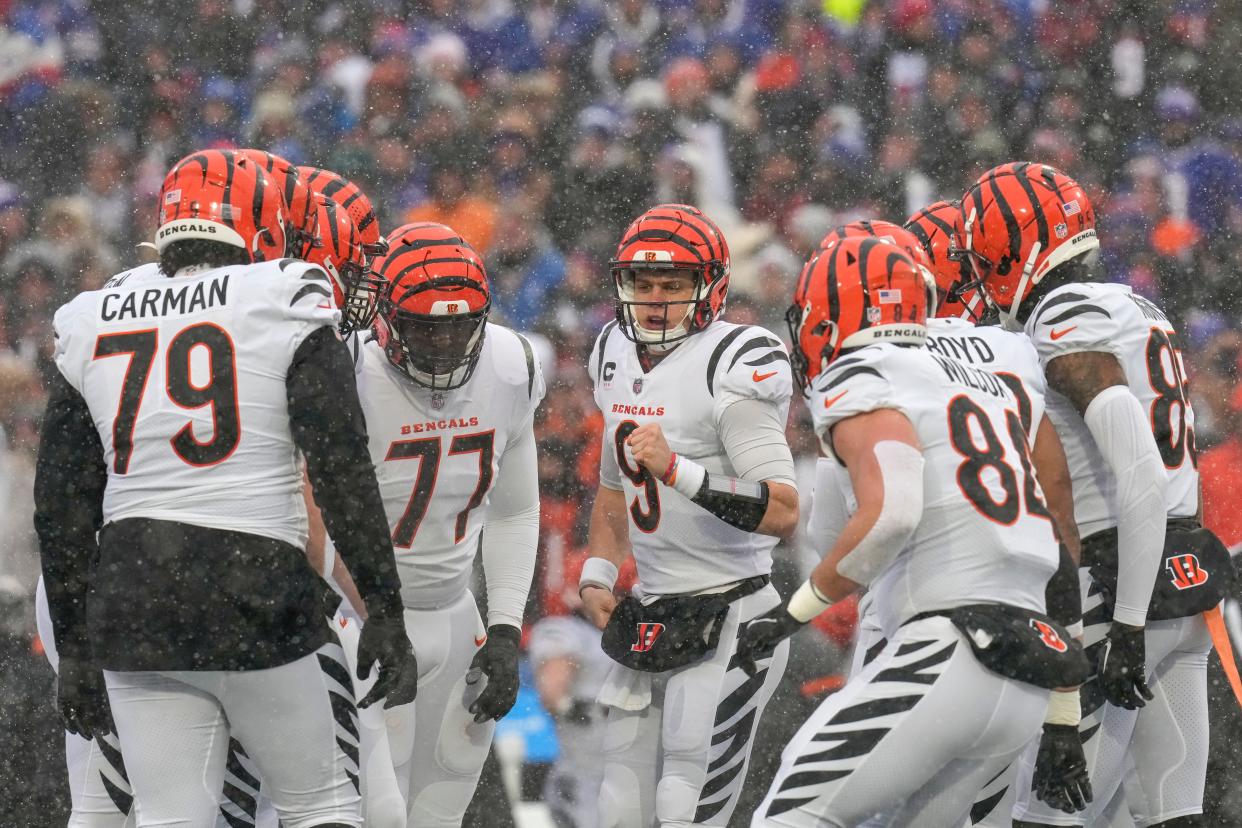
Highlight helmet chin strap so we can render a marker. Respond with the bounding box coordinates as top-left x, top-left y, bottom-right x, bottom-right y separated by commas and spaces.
998, 241, 1042, 331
